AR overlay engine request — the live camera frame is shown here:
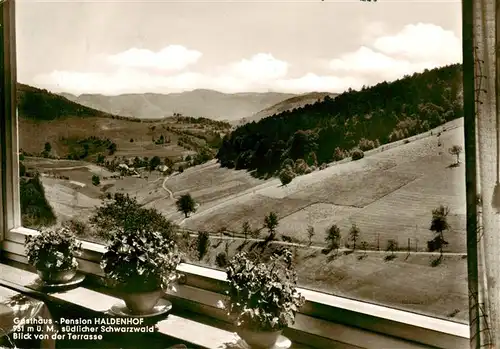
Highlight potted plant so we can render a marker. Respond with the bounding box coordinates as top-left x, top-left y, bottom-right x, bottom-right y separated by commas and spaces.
220, 250, 306, 349
25, 227, 82, 283
100, 229, 182, 315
